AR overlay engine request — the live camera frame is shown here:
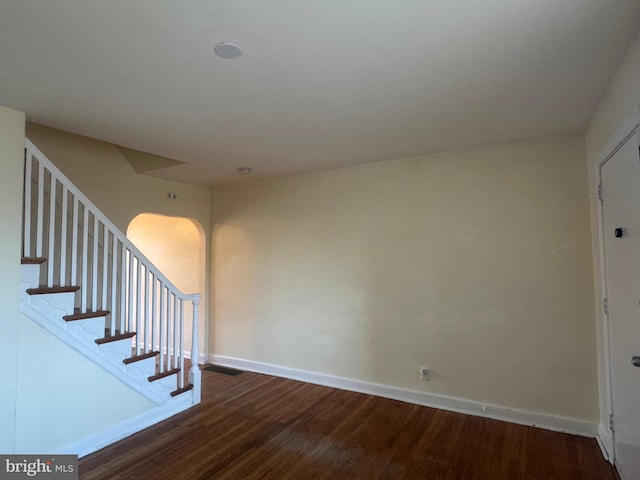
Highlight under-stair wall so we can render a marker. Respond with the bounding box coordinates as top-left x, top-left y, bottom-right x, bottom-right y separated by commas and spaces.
14, 312, 156, 455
